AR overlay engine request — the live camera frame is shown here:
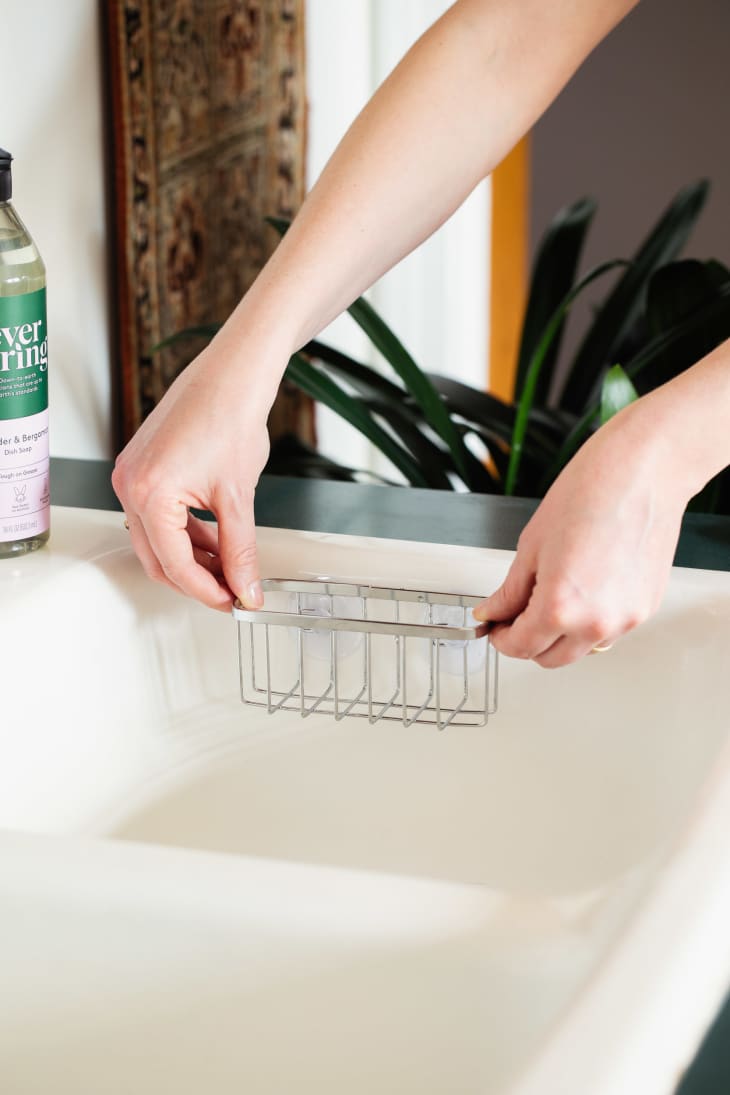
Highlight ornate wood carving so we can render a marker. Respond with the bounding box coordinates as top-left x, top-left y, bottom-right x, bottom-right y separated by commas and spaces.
104, 0, 312, 447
